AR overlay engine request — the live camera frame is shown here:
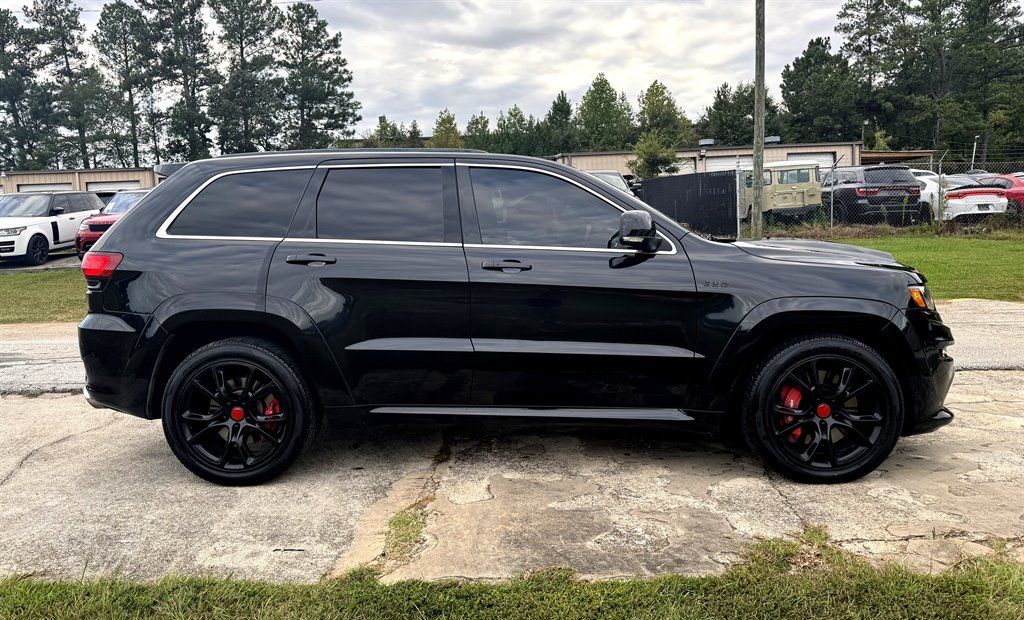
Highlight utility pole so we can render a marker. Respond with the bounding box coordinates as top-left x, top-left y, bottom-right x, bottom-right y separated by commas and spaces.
971, 135, 980, 169
751, 0, 766, 240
